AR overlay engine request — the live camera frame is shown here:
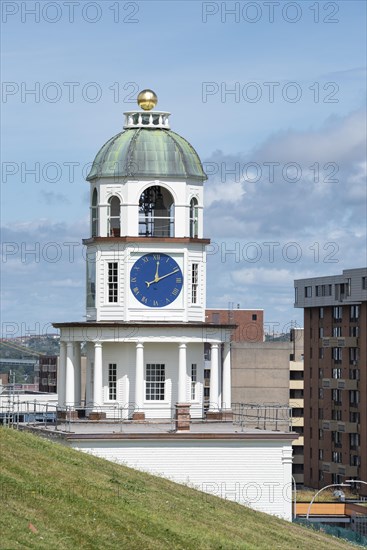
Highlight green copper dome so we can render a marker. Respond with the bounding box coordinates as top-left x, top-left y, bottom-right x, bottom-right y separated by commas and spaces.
87, 128, 207, 181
